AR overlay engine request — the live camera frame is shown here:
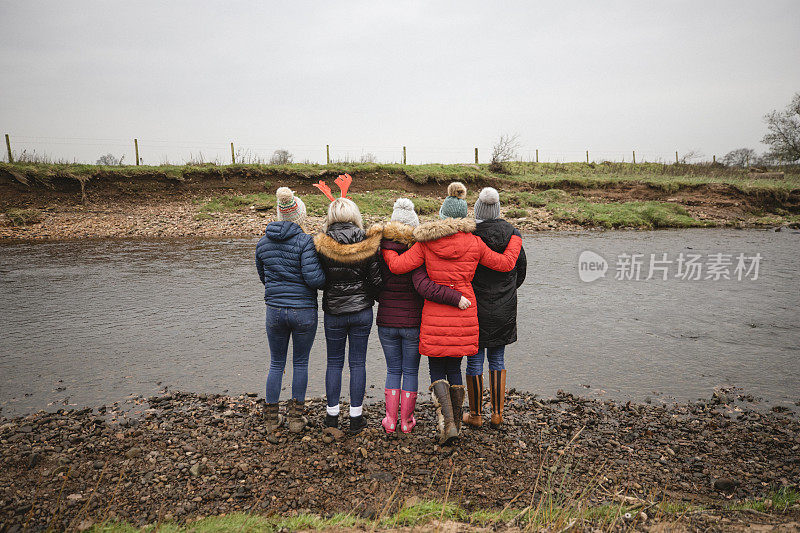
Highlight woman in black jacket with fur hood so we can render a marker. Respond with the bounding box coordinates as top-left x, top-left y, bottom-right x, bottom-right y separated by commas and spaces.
314, 197, 383, 433
463, 187, 527, 430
